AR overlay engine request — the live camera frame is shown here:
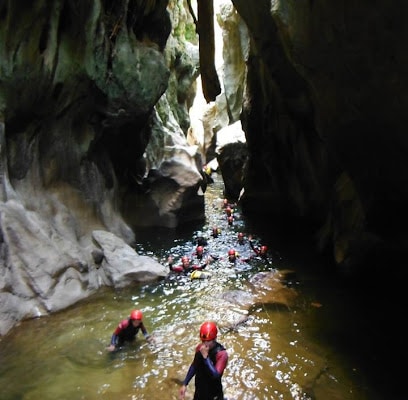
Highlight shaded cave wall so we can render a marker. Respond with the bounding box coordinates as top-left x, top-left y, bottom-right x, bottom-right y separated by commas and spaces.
231, 0, 408, 276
